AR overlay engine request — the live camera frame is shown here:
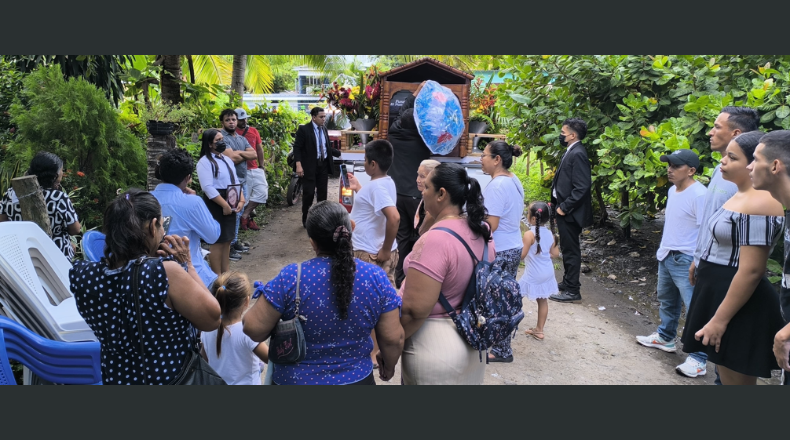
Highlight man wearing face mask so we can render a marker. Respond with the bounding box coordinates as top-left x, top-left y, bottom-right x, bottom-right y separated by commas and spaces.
549, 118, 593, 303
